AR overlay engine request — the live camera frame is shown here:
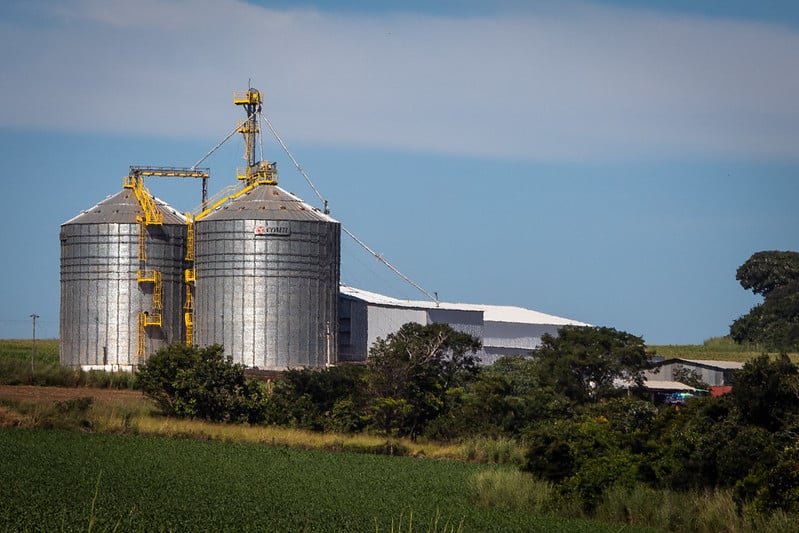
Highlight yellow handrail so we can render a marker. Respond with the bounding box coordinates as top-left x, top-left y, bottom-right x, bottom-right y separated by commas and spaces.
185, 213, 194, 261
124, 175, 162, 225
